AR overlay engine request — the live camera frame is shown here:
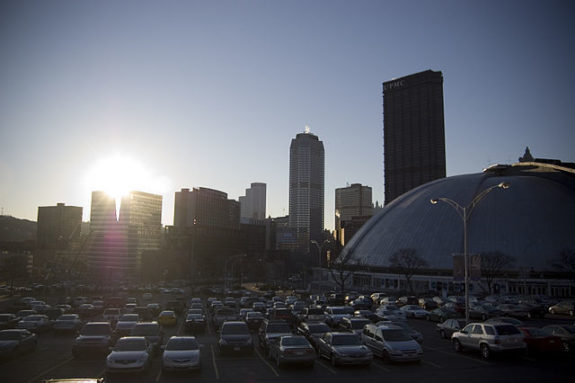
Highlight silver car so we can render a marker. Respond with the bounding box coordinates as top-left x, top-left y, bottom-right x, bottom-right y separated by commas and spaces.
451, 322, 526, 359
362, 323, 423, 362
269, 335, 316, 368
106, 336, 153, 374
318, 332, 372, 366
162, 336, 201, 371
